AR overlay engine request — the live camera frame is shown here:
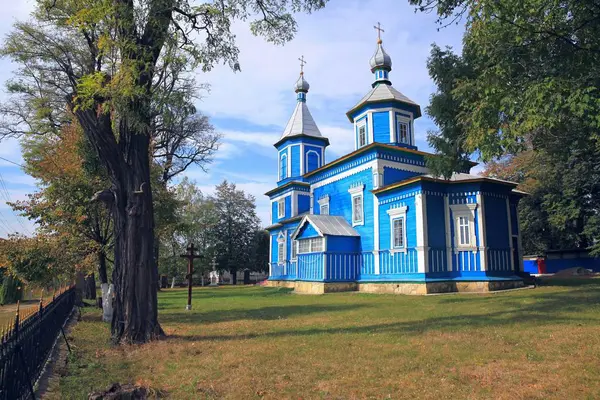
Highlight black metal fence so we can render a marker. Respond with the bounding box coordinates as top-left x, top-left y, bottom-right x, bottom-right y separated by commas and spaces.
0, 287, 76, 400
